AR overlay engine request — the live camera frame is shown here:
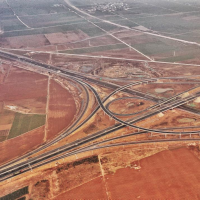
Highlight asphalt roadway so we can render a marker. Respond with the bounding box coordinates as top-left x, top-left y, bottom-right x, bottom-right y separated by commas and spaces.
0, 50, 200, 181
